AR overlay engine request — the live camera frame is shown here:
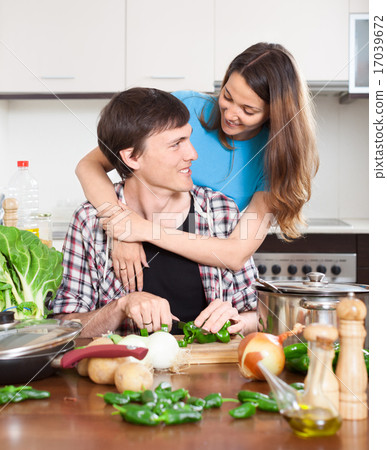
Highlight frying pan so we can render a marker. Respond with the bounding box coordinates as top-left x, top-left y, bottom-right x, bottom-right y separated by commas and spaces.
0, 315, 147, 384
